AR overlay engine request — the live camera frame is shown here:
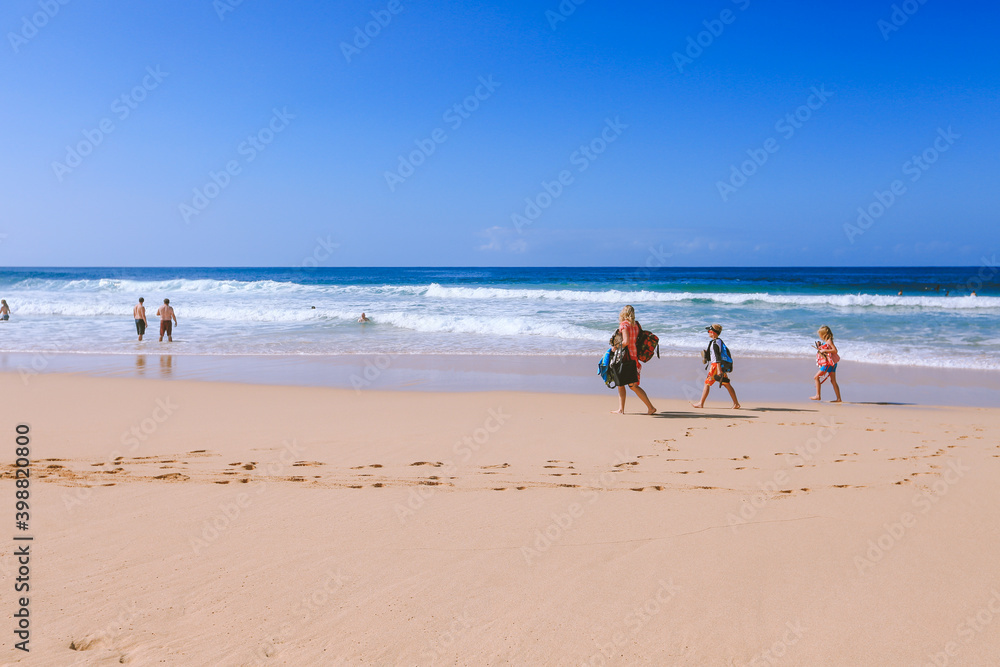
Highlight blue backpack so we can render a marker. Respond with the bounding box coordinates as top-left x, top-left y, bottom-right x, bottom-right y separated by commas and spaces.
706, 339, 734, 373
598, 348, 613, 385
